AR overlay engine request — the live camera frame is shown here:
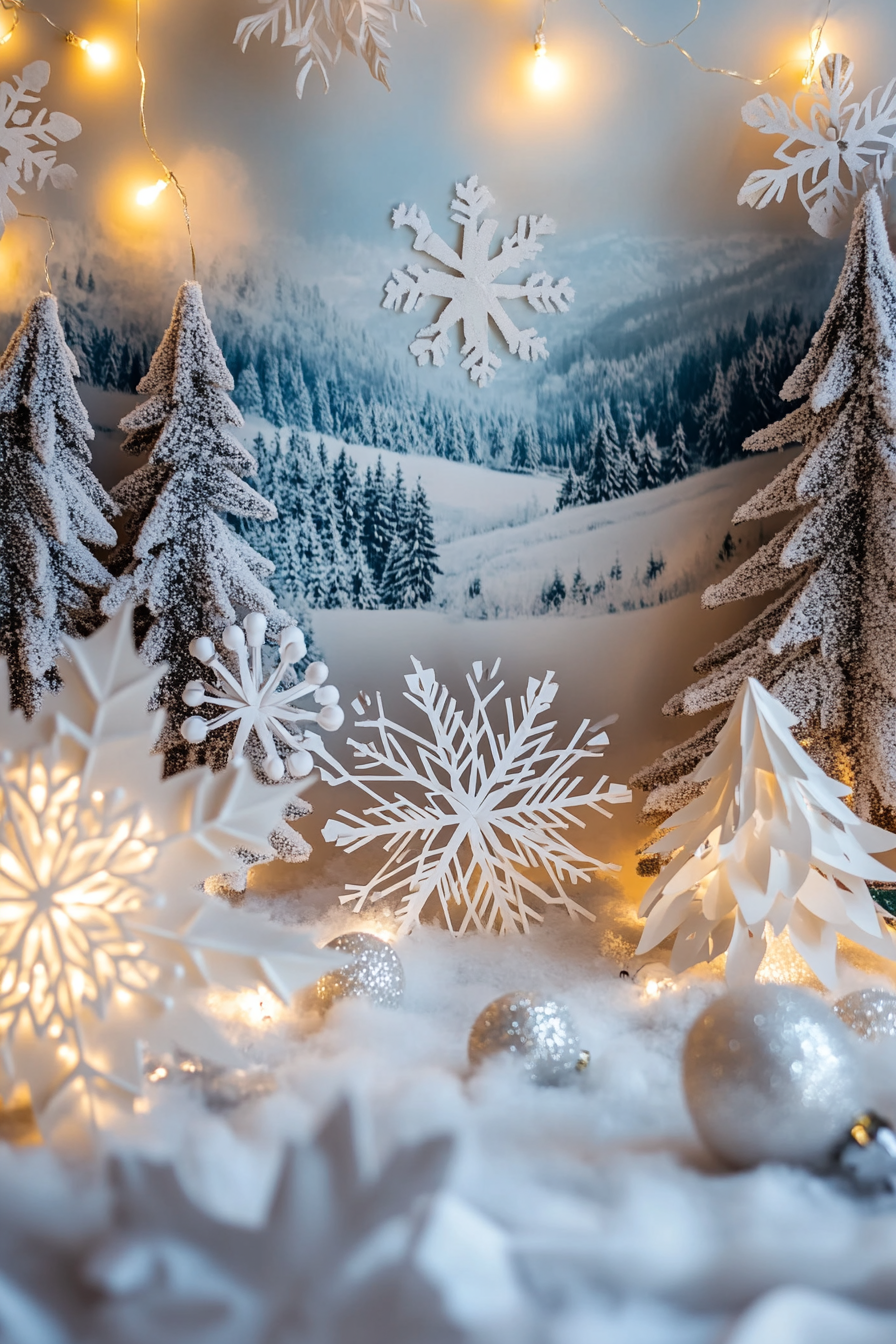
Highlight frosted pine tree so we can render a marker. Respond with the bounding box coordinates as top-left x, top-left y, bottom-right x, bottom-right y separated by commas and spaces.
233, 363, 264, 418
380, 479, 441, 609
556, 467, 587, 511
585, 405, 622, 503
511, 422, 539, 472
633, 189, 896, 844
310, 442, 352, 608
103, 281, 294, 774
362, 457, 393, 587
665, 421, 689, 482
638, 679, 896, 989
261, 349, 287, 428
0, 293, 117, 716
332, 448, 378, 608
639, 430, 663, 491
619, 411, 640, 496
